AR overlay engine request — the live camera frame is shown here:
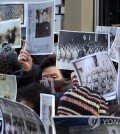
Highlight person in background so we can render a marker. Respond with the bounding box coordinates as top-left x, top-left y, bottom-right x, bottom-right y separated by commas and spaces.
17, 49, 72, 91
0, 43, 21, 74
17, 82, 51, 116
57, 86, 109, 116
